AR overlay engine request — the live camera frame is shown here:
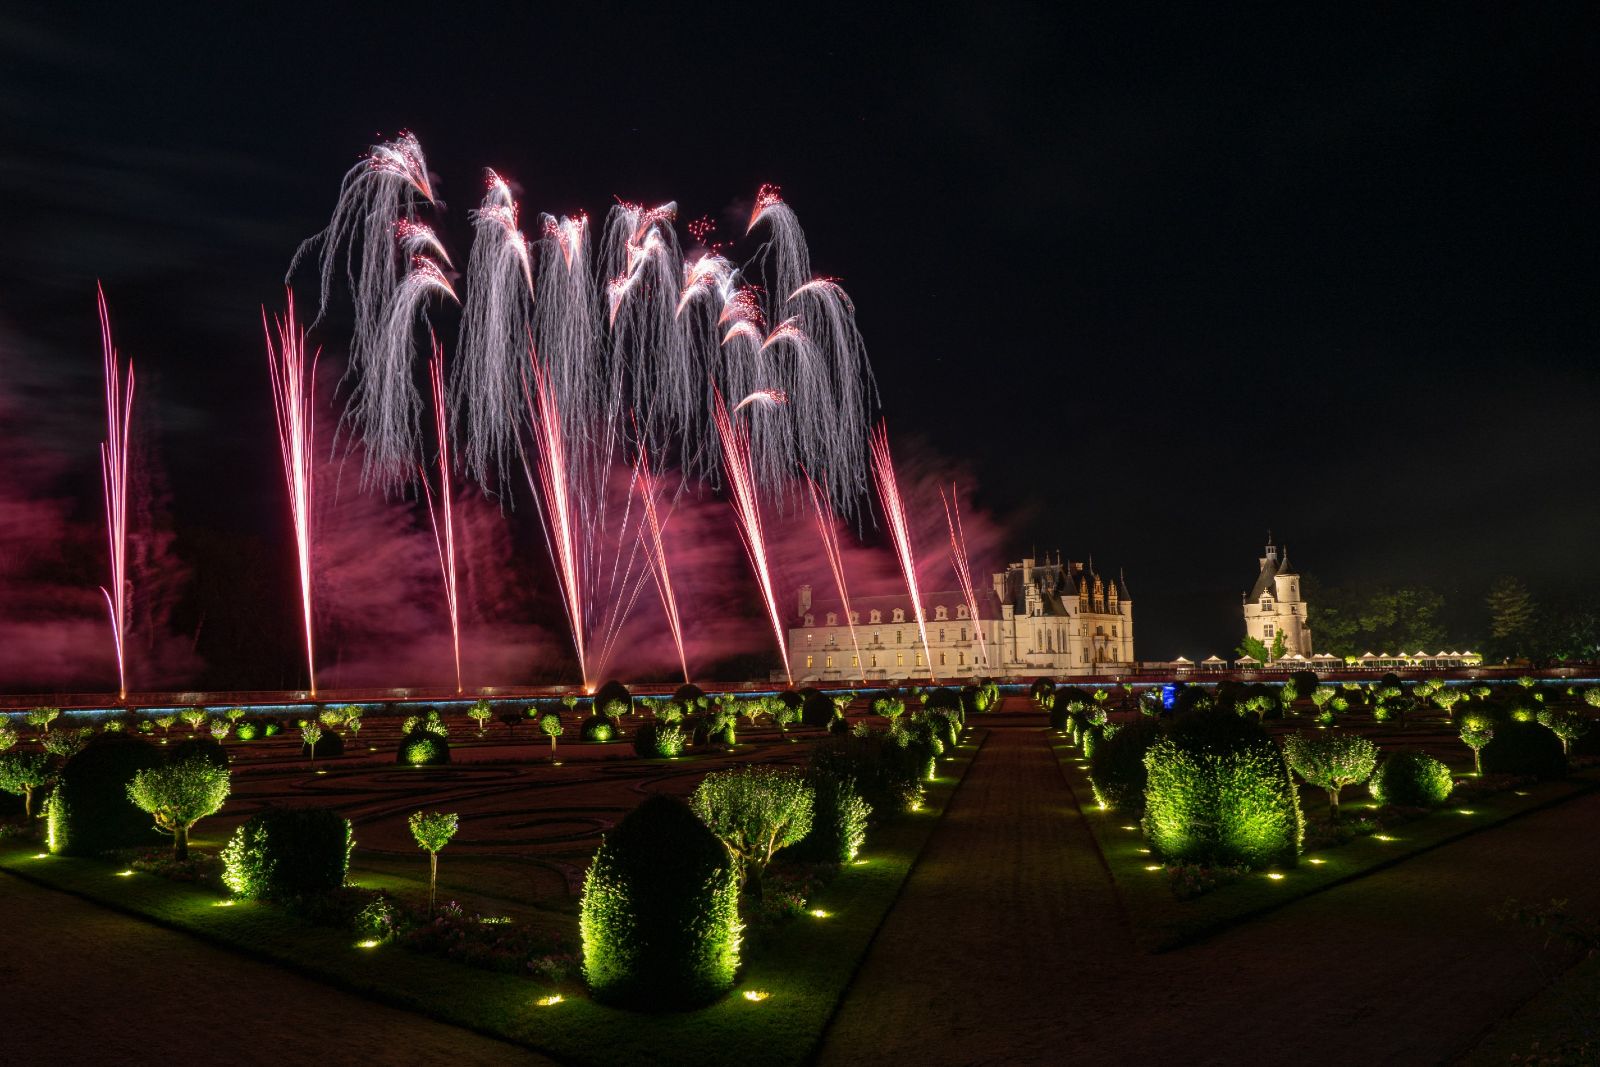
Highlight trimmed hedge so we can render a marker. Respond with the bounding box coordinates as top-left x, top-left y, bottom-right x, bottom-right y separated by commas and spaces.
800, 690, 837, 729
1481, 720, 1567, 780
786, 772, 871, 864
631, 722, 686, 758
580, 716, 616, 743
1089, 719, 1160, 811
809, 734, 922, 818
580, 794, 740, 1009
46, 735, 162, 855
1142, 713, 1303, 868
1369, 751, 1453, 807
221, 806, 354, 898
593, 680, 632, 719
